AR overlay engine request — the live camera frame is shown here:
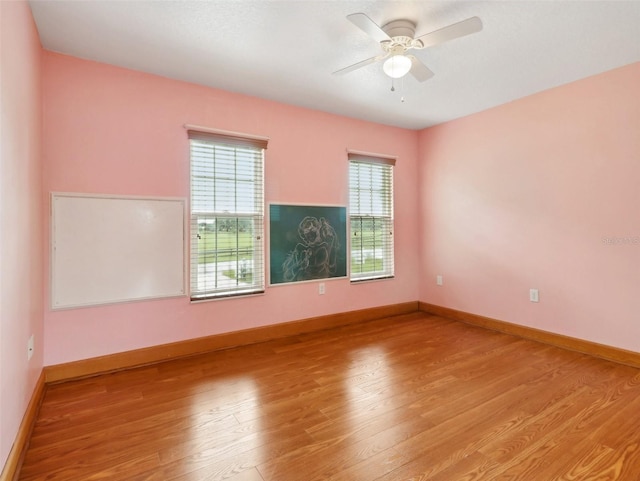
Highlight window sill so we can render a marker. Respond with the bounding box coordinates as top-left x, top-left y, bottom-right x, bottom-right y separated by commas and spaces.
350, 275, 394, 284
190, 290, 265, 303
